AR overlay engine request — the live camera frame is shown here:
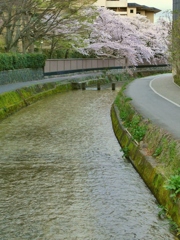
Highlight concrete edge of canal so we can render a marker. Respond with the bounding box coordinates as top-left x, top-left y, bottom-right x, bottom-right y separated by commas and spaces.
111, 104, 180, 228
0, 77, 110, 121
0, 82, 72, 121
